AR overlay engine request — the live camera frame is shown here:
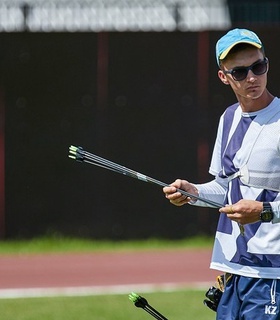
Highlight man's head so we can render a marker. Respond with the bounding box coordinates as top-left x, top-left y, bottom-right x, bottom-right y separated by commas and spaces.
216, 29, 263, 67
216, 29, 269, 105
